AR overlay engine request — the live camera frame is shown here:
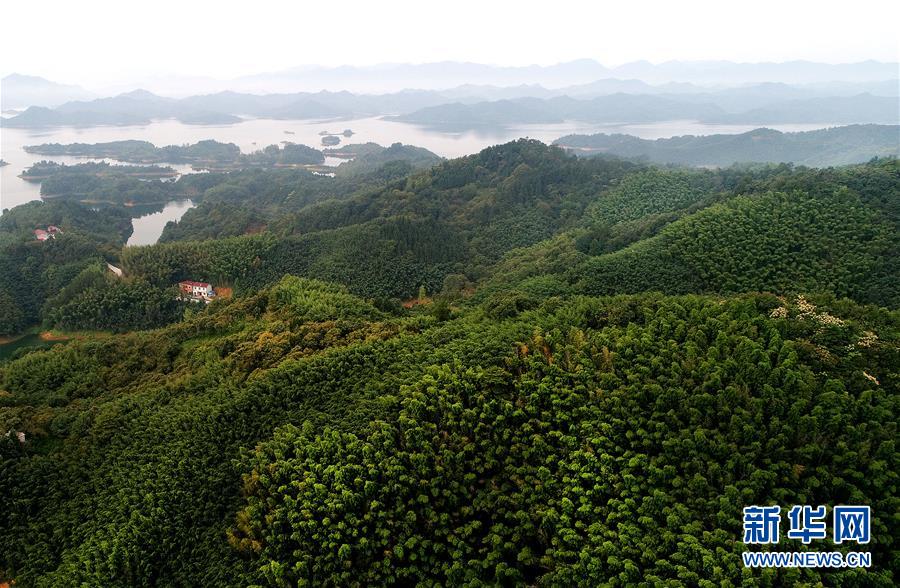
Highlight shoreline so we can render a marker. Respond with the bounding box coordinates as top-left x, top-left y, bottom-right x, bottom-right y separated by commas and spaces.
0, 329, 76, 347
